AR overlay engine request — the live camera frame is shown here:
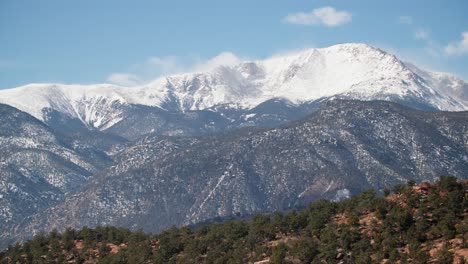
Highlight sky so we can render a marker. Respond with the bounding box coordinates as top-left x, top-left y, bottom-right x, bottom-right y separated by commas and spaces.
1, 0, 467, 89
